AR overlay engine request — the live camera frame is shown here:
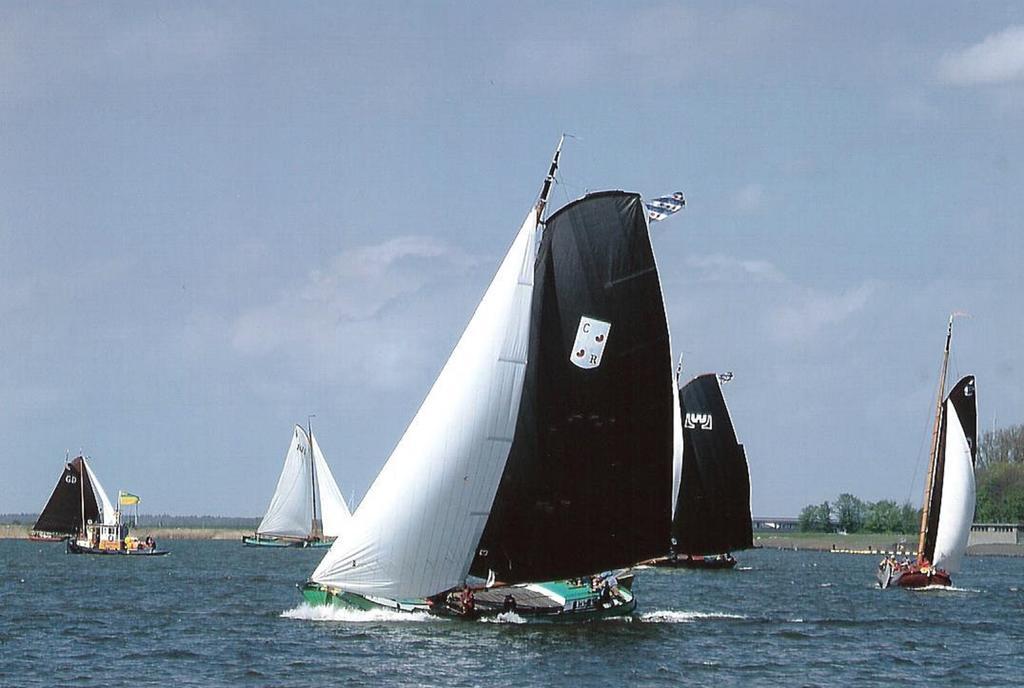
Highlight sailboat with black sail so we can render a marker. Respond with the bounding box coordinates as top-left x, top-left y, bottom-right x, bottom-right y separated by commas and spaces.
877, 315, 977, 589
32, 455, 114, 542
34, 455, 167, 555
653, 372, 753, 569
301, 140, 682, 619
244, 423, 351, 548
